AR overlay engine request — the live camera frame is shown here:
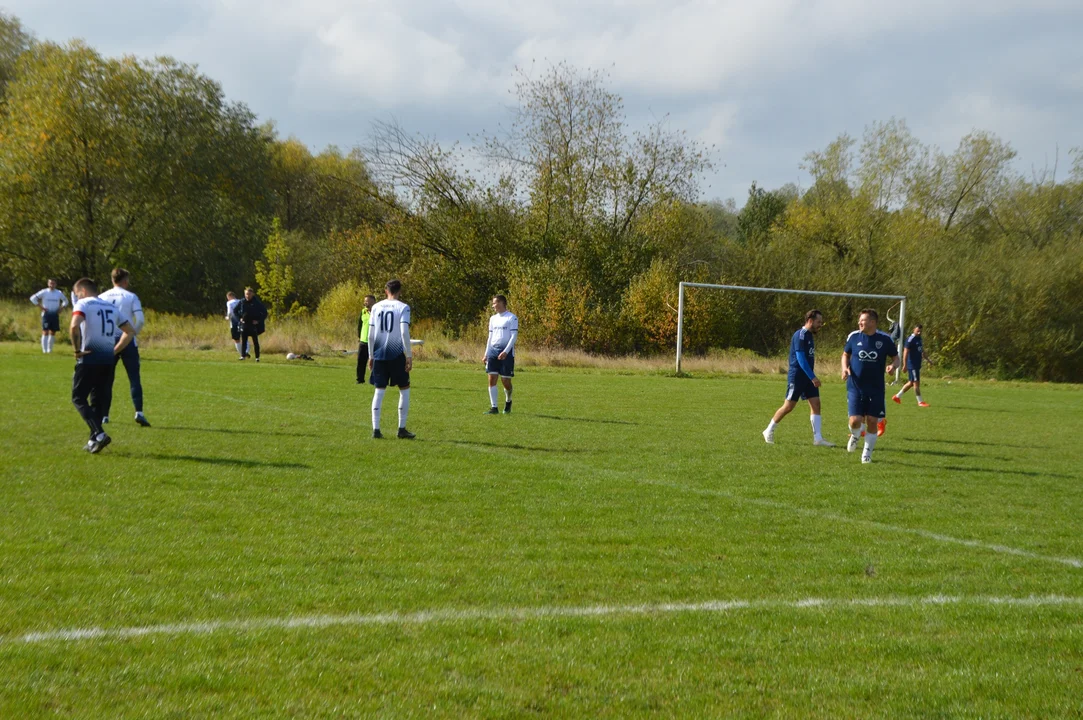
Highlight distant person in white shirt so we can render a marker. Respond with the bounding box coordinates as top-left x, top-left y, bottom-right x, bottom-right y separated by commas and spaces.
482, 295, 518, 414
98, 268, 150, 427
69, 277, 136, 453
29, 278, 68, 353
367, 279, 415, 439
226, 291, 242, 356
